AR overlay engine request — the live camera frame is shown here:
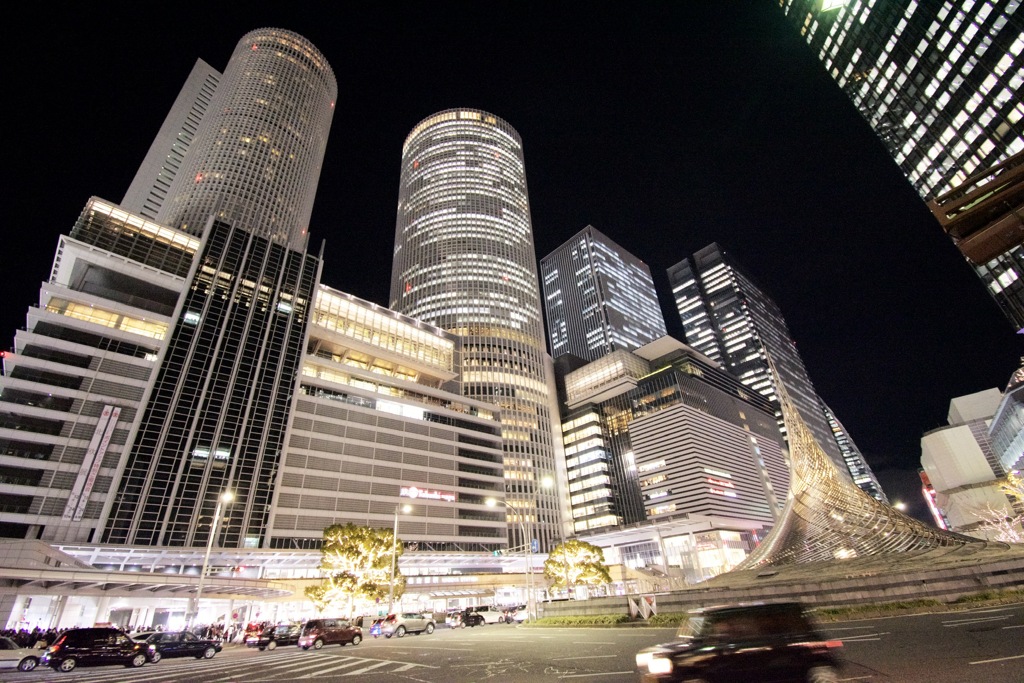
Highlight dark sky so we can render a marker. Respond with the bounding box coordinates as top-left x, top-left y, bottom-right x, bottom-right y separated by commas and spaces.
7, 3, 1022, 523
